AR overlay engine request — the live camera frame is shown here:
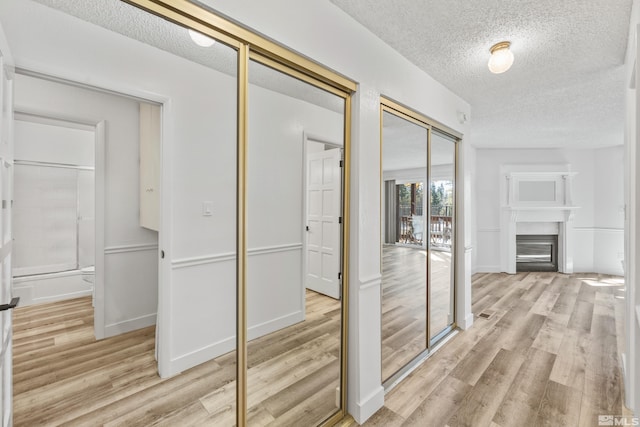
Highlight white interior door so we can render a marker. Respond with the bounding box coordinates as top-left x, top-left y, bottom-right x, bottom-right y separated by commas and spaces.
305, 148, 341, 299
0, 52, 15, 427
